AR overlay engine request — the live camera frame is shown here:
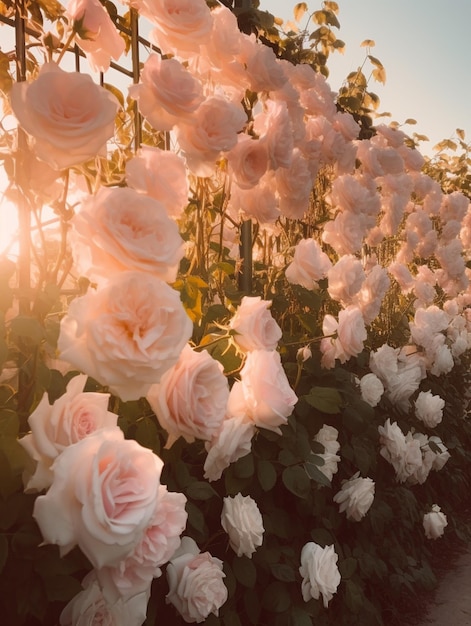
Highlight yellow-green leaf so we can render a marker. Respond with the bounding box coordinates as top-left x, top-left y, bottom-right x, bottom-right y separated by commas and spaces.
372, 66, 386, 84
293, 2, 308, 22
